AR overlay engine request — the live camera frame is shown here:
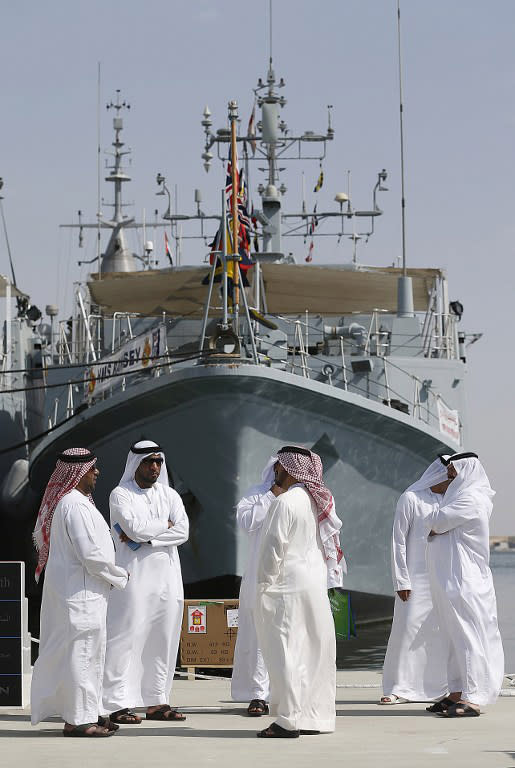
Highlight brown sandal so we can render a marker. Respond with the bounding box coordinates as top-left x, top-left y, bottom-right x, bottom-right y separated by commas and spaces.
109, 708, 142, 724
426, 696, 455, 713
257, 722, 300, 738
146, 705, 186, 721
247, 699, 269, 716
439, 702, 480, 718
97, 715, 119, 731
63, 722, 114, 737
